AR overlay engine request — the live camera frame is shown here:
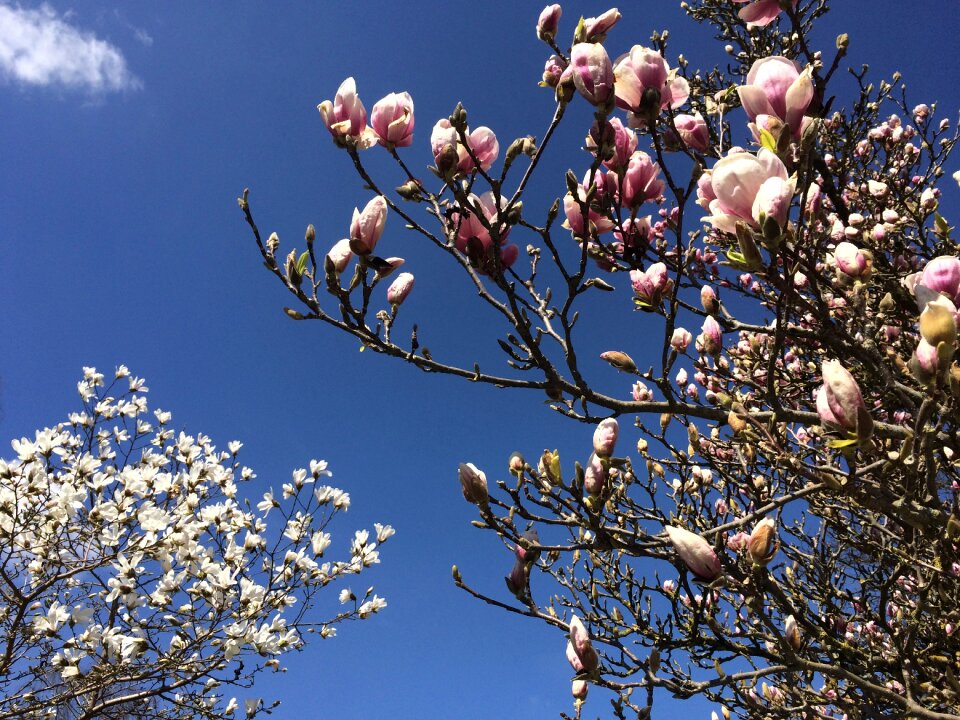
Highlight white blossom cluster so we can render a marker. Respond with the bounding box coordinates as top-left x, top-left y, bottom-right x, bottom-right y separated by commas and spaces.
0, 367, 392, 720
